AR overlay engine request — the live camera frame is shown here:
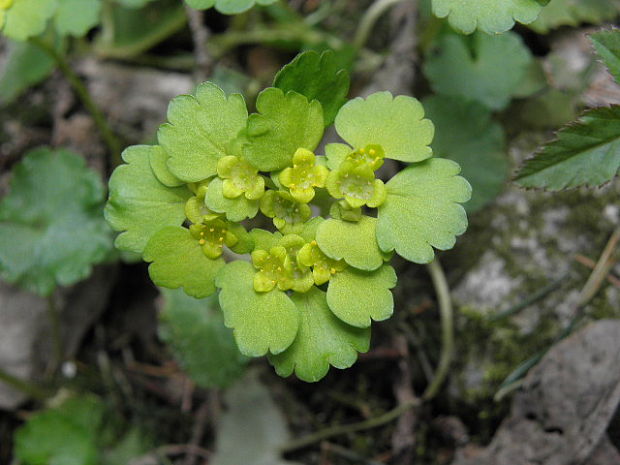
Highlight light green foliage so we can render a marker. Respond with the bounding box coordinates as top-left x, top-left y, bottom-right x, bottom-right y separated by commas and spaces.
105, 145, 192, 254
530, 0, 620, 33
269, 288, 370, 382
14, 396, 105, 465
205, 177, 260, 221
377, 158, 471, 264
1, 0, 56, 41
159, 288, 247, 388
185, 0, 278, 14
334, 92, 434, 163
54, 0, 101, 36
106, 66, 472, 381
424, 31, 533, 110
274, 50, 350, 126
144, 226, 225, 298
211, 372, 299, 465
514, 106, 620, 189
244, 88, 324, 171
148, 145, 184, 187
158, 82, 248, 183
0, 39, 55, 103
0, 148, 113, 296
216, 261, 299, 357
326, 266, 397, 328
423, 95, 509, 212
431, 0, 543, 34
591, 29, 620, 84
316, 216, 385, 271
